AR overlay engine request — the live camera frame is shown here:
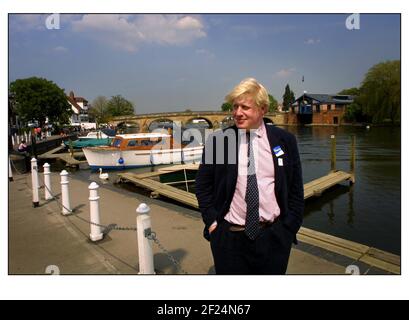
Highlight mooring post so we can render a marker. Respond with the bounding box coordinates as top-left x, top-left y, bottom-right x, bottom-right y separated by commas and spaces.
88, 182, 103, 242
69, 140, 74, 158
9, 156, 13, 182
60, 170, 71, 215
350, 135, 356, 184
31, 158, 39, 207
330, 135, 336, 172
183, 168, 189, 193
43, 163, 52, 200
136, 203, 155, 274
